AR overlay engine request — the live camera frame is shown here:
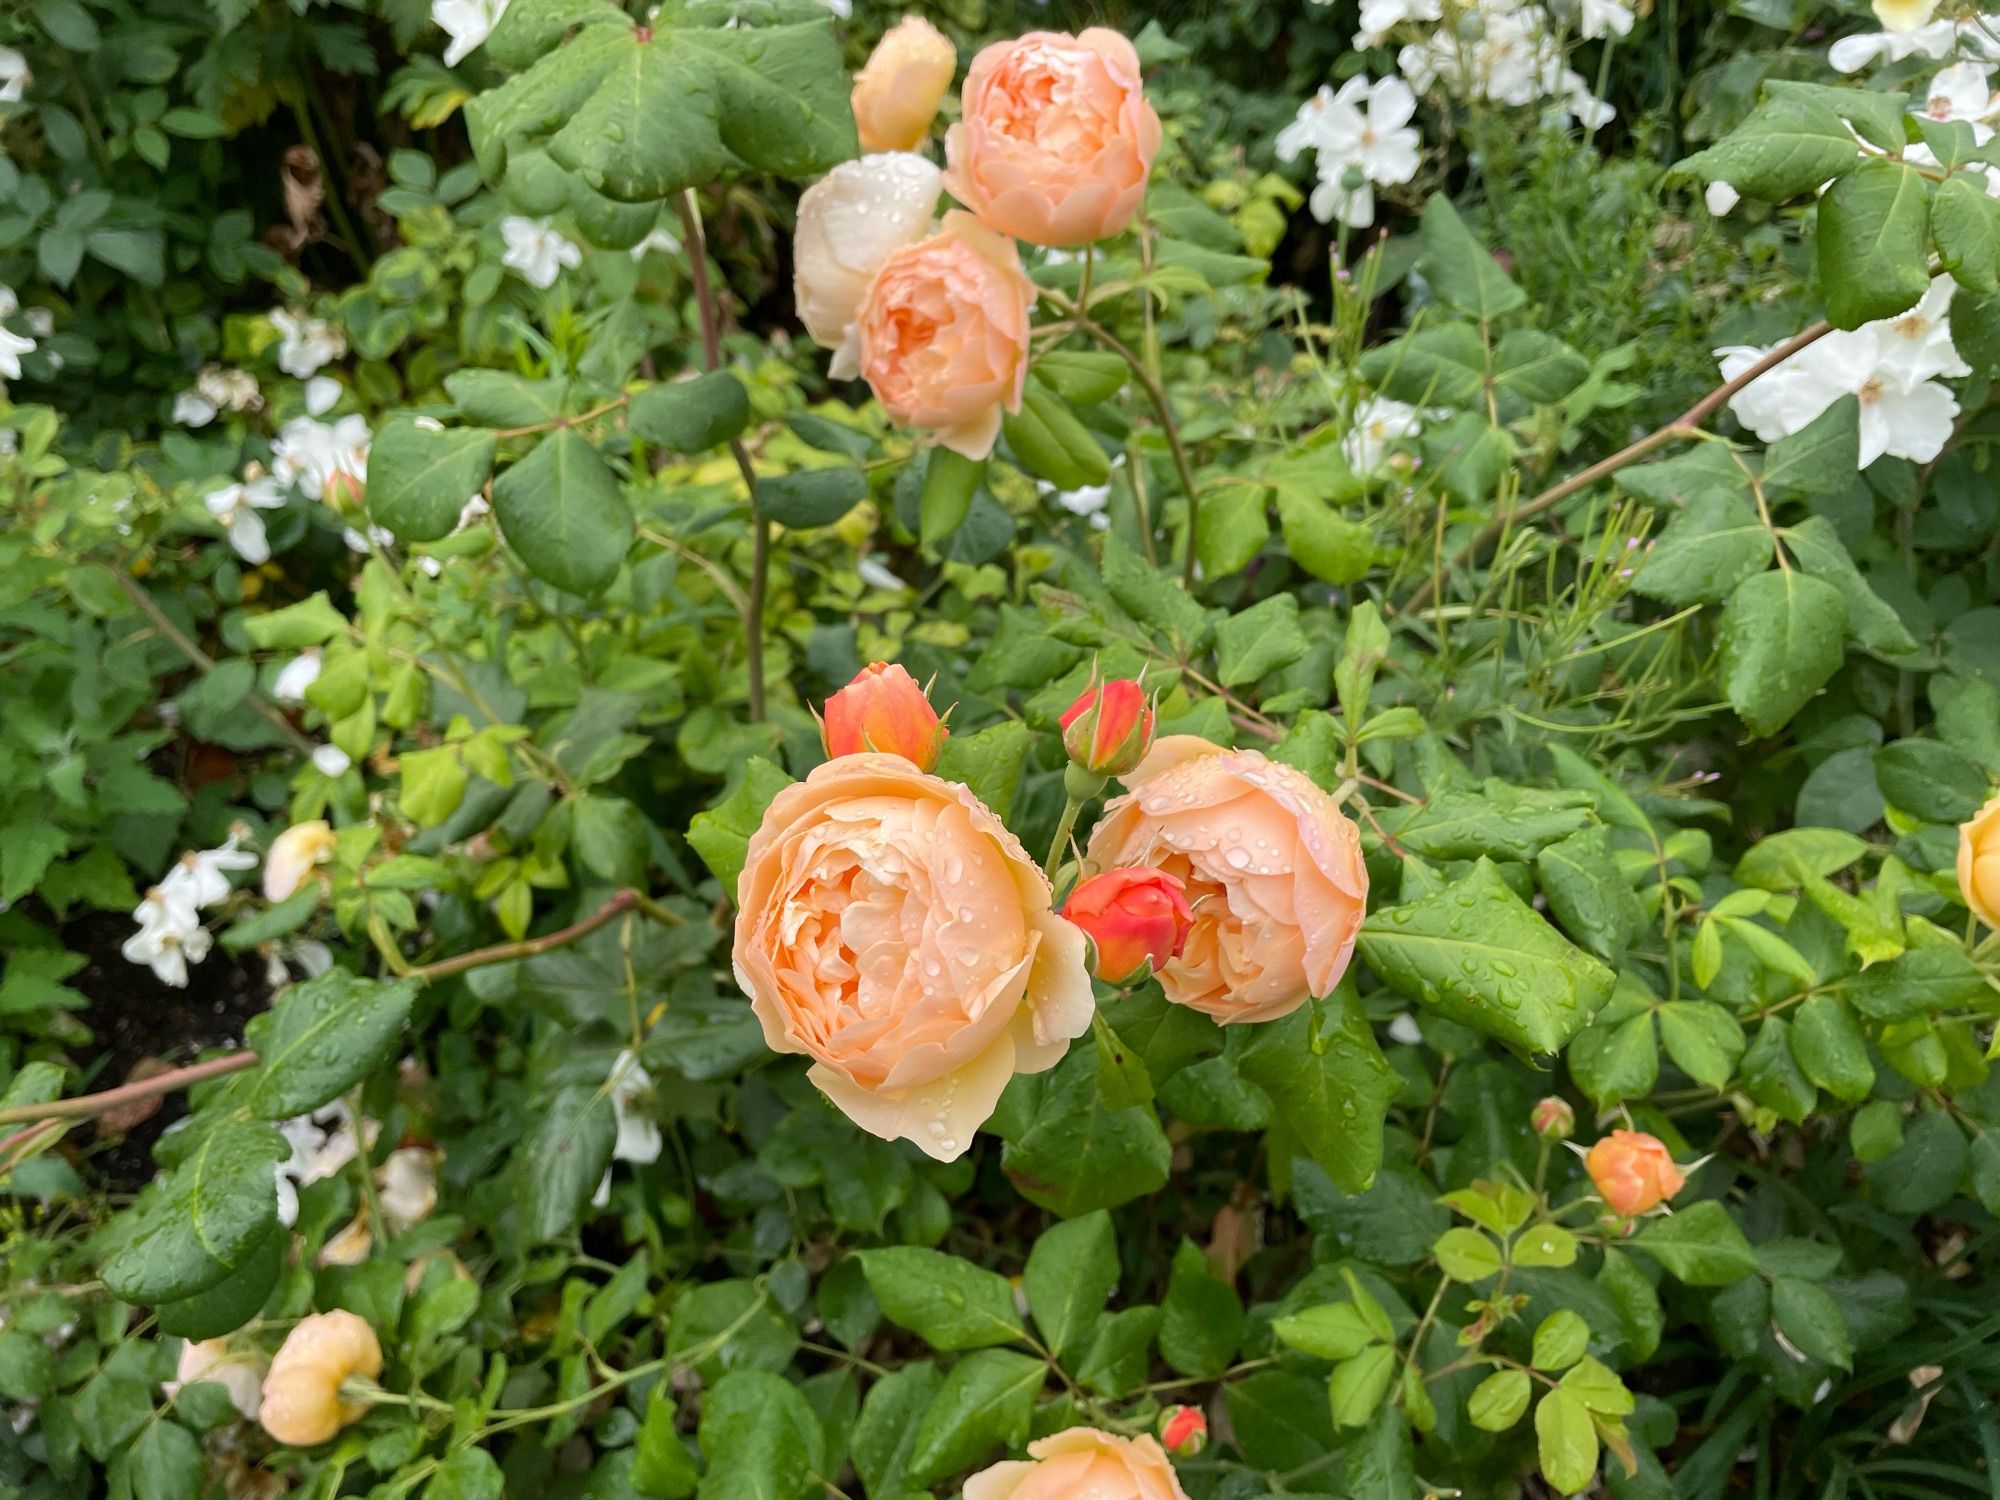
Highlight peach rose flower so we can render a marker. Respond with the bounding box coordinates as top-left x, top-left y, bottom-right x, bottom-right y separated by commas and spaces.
732, 753, 1093, 1159
794, 152, 943, 379
856, 210, 1035, 459
944, 29, 1162, 247
853, 17, 958, 153
259, 1310, 382, 1445
966, 1428, 1190, 1500
1084, 737, 1368, 1024
264, 820, 335, 902
1957, 792, 2000, 928
1585, 1129, 1687, 1218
